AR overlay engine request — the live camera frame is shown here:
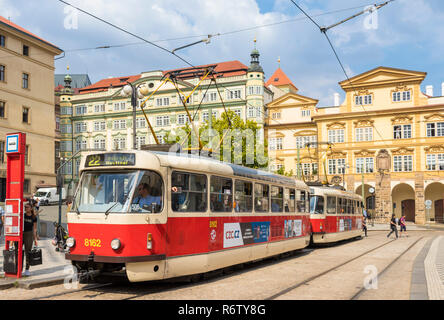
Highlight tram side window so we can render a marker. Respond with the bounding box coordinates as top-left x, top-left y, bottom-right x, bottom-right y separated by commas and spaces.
254, 183, 269, 213
171, 172, 207, 212
210, 176, 233, 212
327, 196, 336, 214
338, 198, 346, 214
271, 186, 283, 212
309, 195, 324, 214
234, 180, 253, 212
131, 171, 164, 213
297, 190, 306, 213
284, 188, 295, 213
